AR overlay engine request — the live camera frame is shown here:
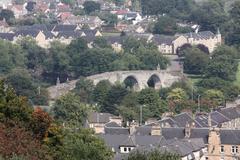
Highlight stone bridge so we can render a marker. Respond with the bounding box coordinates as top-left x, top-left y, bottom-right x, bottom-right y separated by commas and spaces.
48, 69, 182, 100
